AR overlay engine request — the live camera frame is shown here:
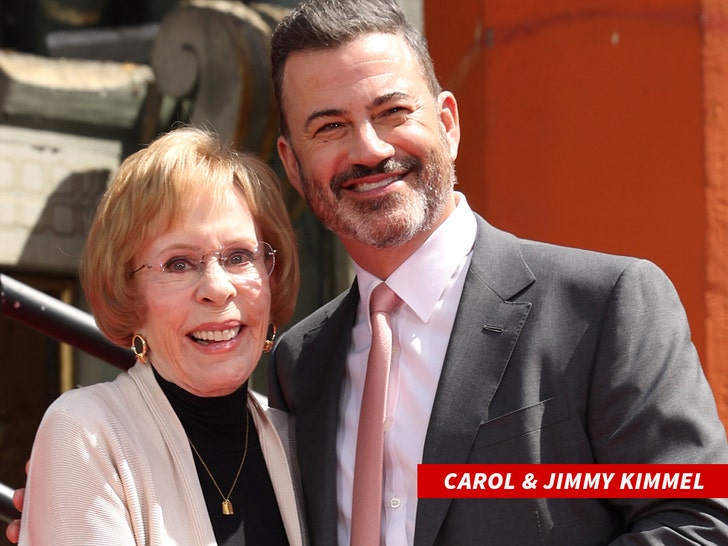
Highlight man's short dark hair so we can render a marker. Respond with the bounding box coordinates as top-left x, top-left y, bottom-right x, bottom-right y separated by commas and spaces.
271, 0, 442, 137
